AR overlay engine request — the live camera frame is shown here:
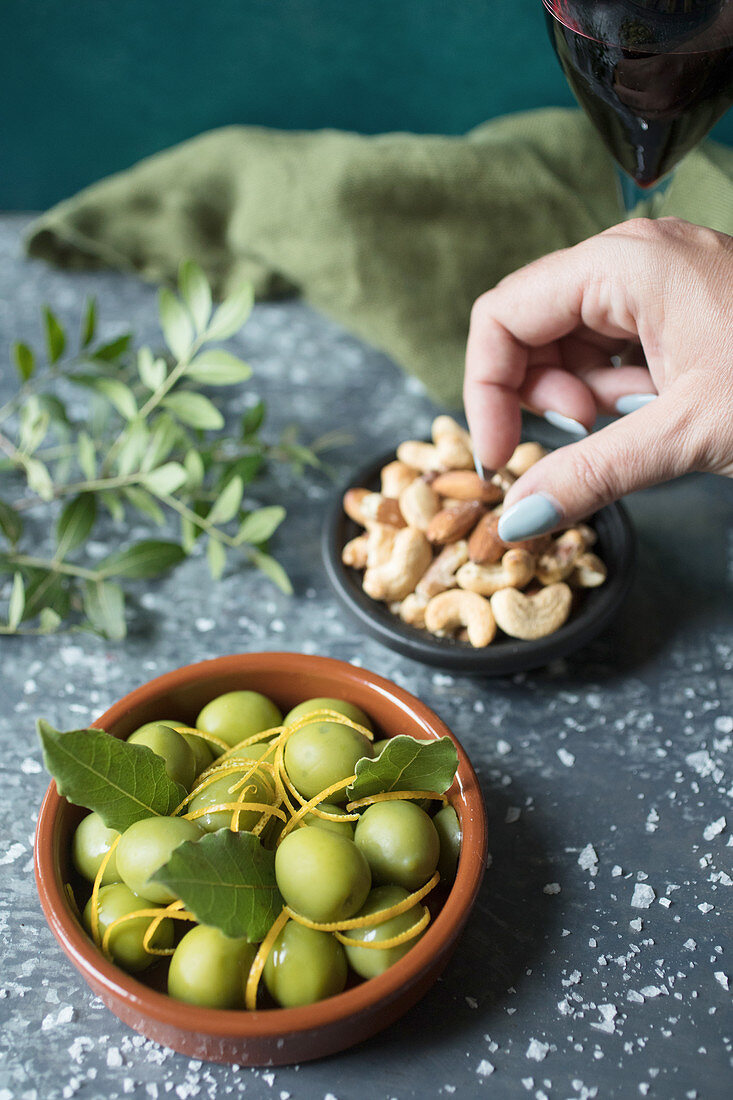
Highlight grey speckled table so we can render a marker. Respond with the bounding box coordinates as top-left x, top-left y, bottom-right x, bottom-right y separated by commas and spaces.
0, 214, 731, 1100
